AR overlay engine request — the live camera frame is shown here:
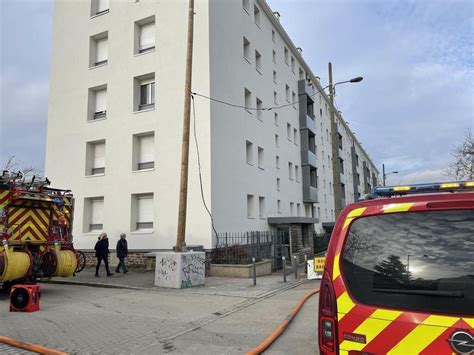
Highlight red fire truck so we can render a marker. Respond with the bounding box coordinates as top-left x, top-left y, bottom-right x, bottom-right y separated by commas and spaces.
319, 181, 473, 354
0, 171, 85, 292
